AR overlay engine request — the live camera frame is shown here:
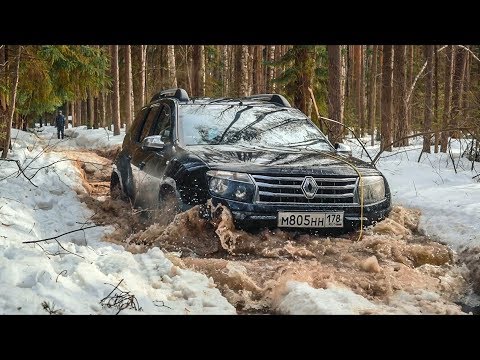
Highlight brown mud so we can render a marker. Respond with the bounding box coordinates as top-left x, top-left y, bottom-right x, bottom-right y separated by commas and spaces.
71, 150, 476, 314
